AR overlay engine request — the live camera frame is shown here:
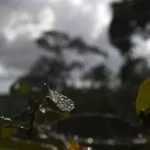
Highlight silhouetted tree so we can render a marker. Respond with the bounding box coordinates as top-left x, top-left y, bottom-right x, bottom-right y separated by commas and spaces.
109, 0, 150, 54
33, 30, 107, 91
